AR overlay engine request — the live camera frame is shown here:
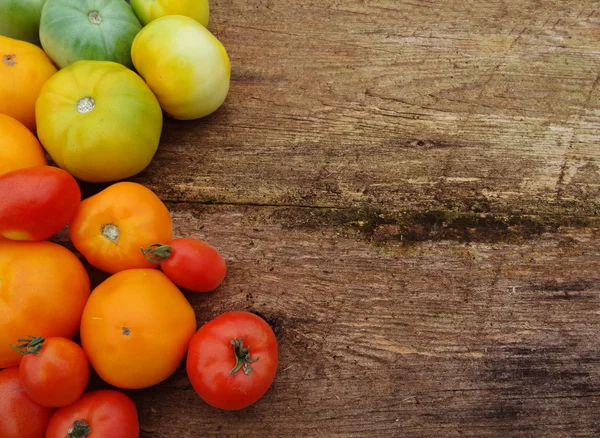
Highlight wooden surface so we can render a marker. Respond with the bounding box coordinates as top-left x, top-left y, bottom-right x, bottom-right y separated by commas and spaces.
70, 0, 600, 436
